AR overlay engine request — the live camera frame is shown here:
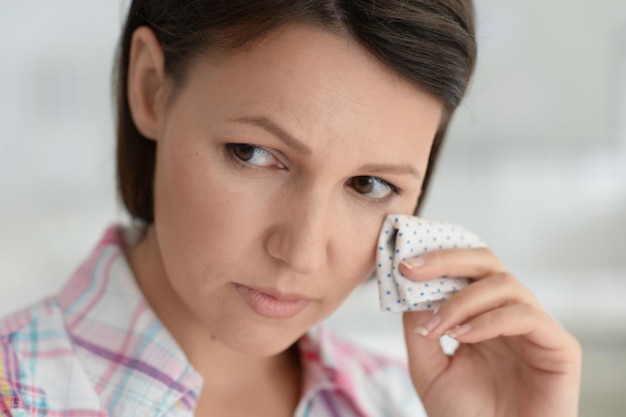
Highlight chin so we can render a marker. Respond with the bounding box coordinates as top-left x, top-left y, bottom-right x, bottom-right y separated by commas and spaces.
212, 316, 310, 357
230, 330, 304, 357
240, 340, 298, 357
